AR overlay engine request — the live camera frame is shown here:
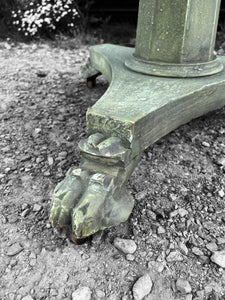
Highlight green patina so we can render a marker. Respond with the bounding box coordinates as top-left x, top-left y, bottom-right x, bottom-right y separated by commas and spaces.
50, 0, 225, 241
